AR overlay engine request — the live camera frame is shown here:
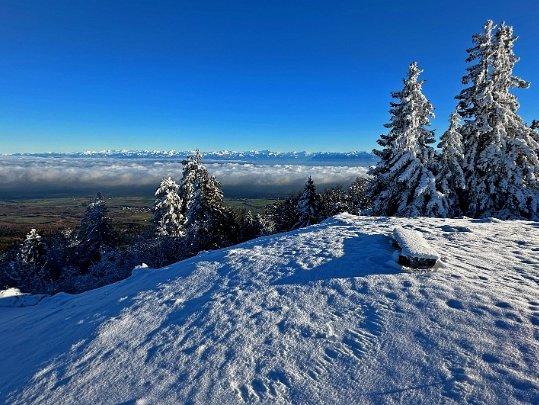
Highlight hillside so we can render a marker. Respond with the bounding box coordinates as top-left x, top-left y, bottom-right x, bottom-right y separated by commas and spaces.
1, 214, 538, 404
